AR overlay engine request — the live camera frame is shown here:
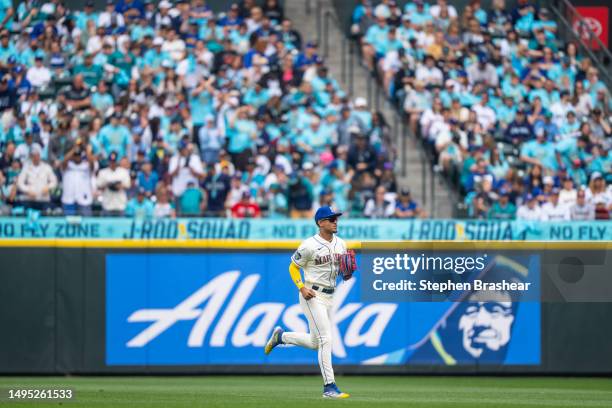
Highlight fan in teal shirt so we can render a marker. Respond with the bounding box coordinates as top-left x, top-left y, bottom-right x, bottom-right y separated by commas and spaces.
520, 134, 559, 171
74, 5, 98, 31
364, 19, 390, 55
555, 135, 590, 169
130, 19, 155, 42
72, 55, 104, 88
0, 0, 13, 30
228, 108, 256, 154
99, 115, 131, 159
143, 45, 170, 71
243, 84, 270, 110
125, 190, 154, 219
91, 81, 114, 113
189, 83, 214, 127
